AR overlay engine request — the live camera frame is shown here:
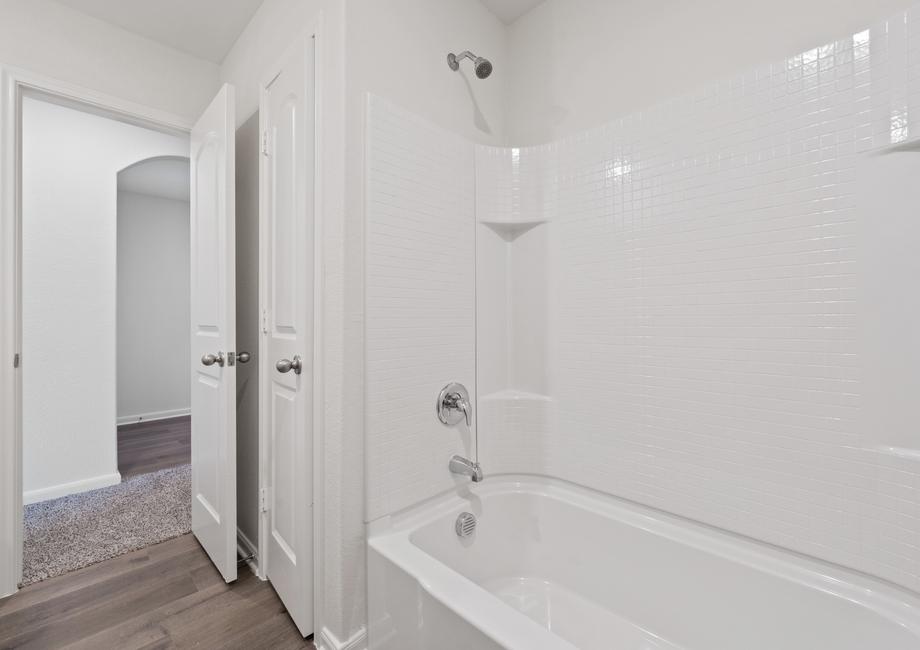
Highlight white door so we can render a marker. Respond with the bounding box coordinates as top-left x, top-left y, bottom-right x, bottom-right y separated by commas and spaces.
260, 37, 314, 636
190, 83, 237, 583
